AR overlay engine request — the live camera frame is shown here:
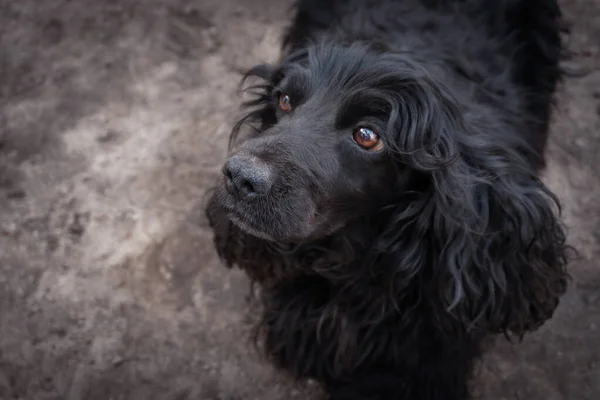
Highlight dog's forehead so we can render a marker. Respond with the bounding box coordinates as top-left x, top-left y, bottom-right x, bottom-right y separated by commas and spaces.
279, 44, 386, 91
